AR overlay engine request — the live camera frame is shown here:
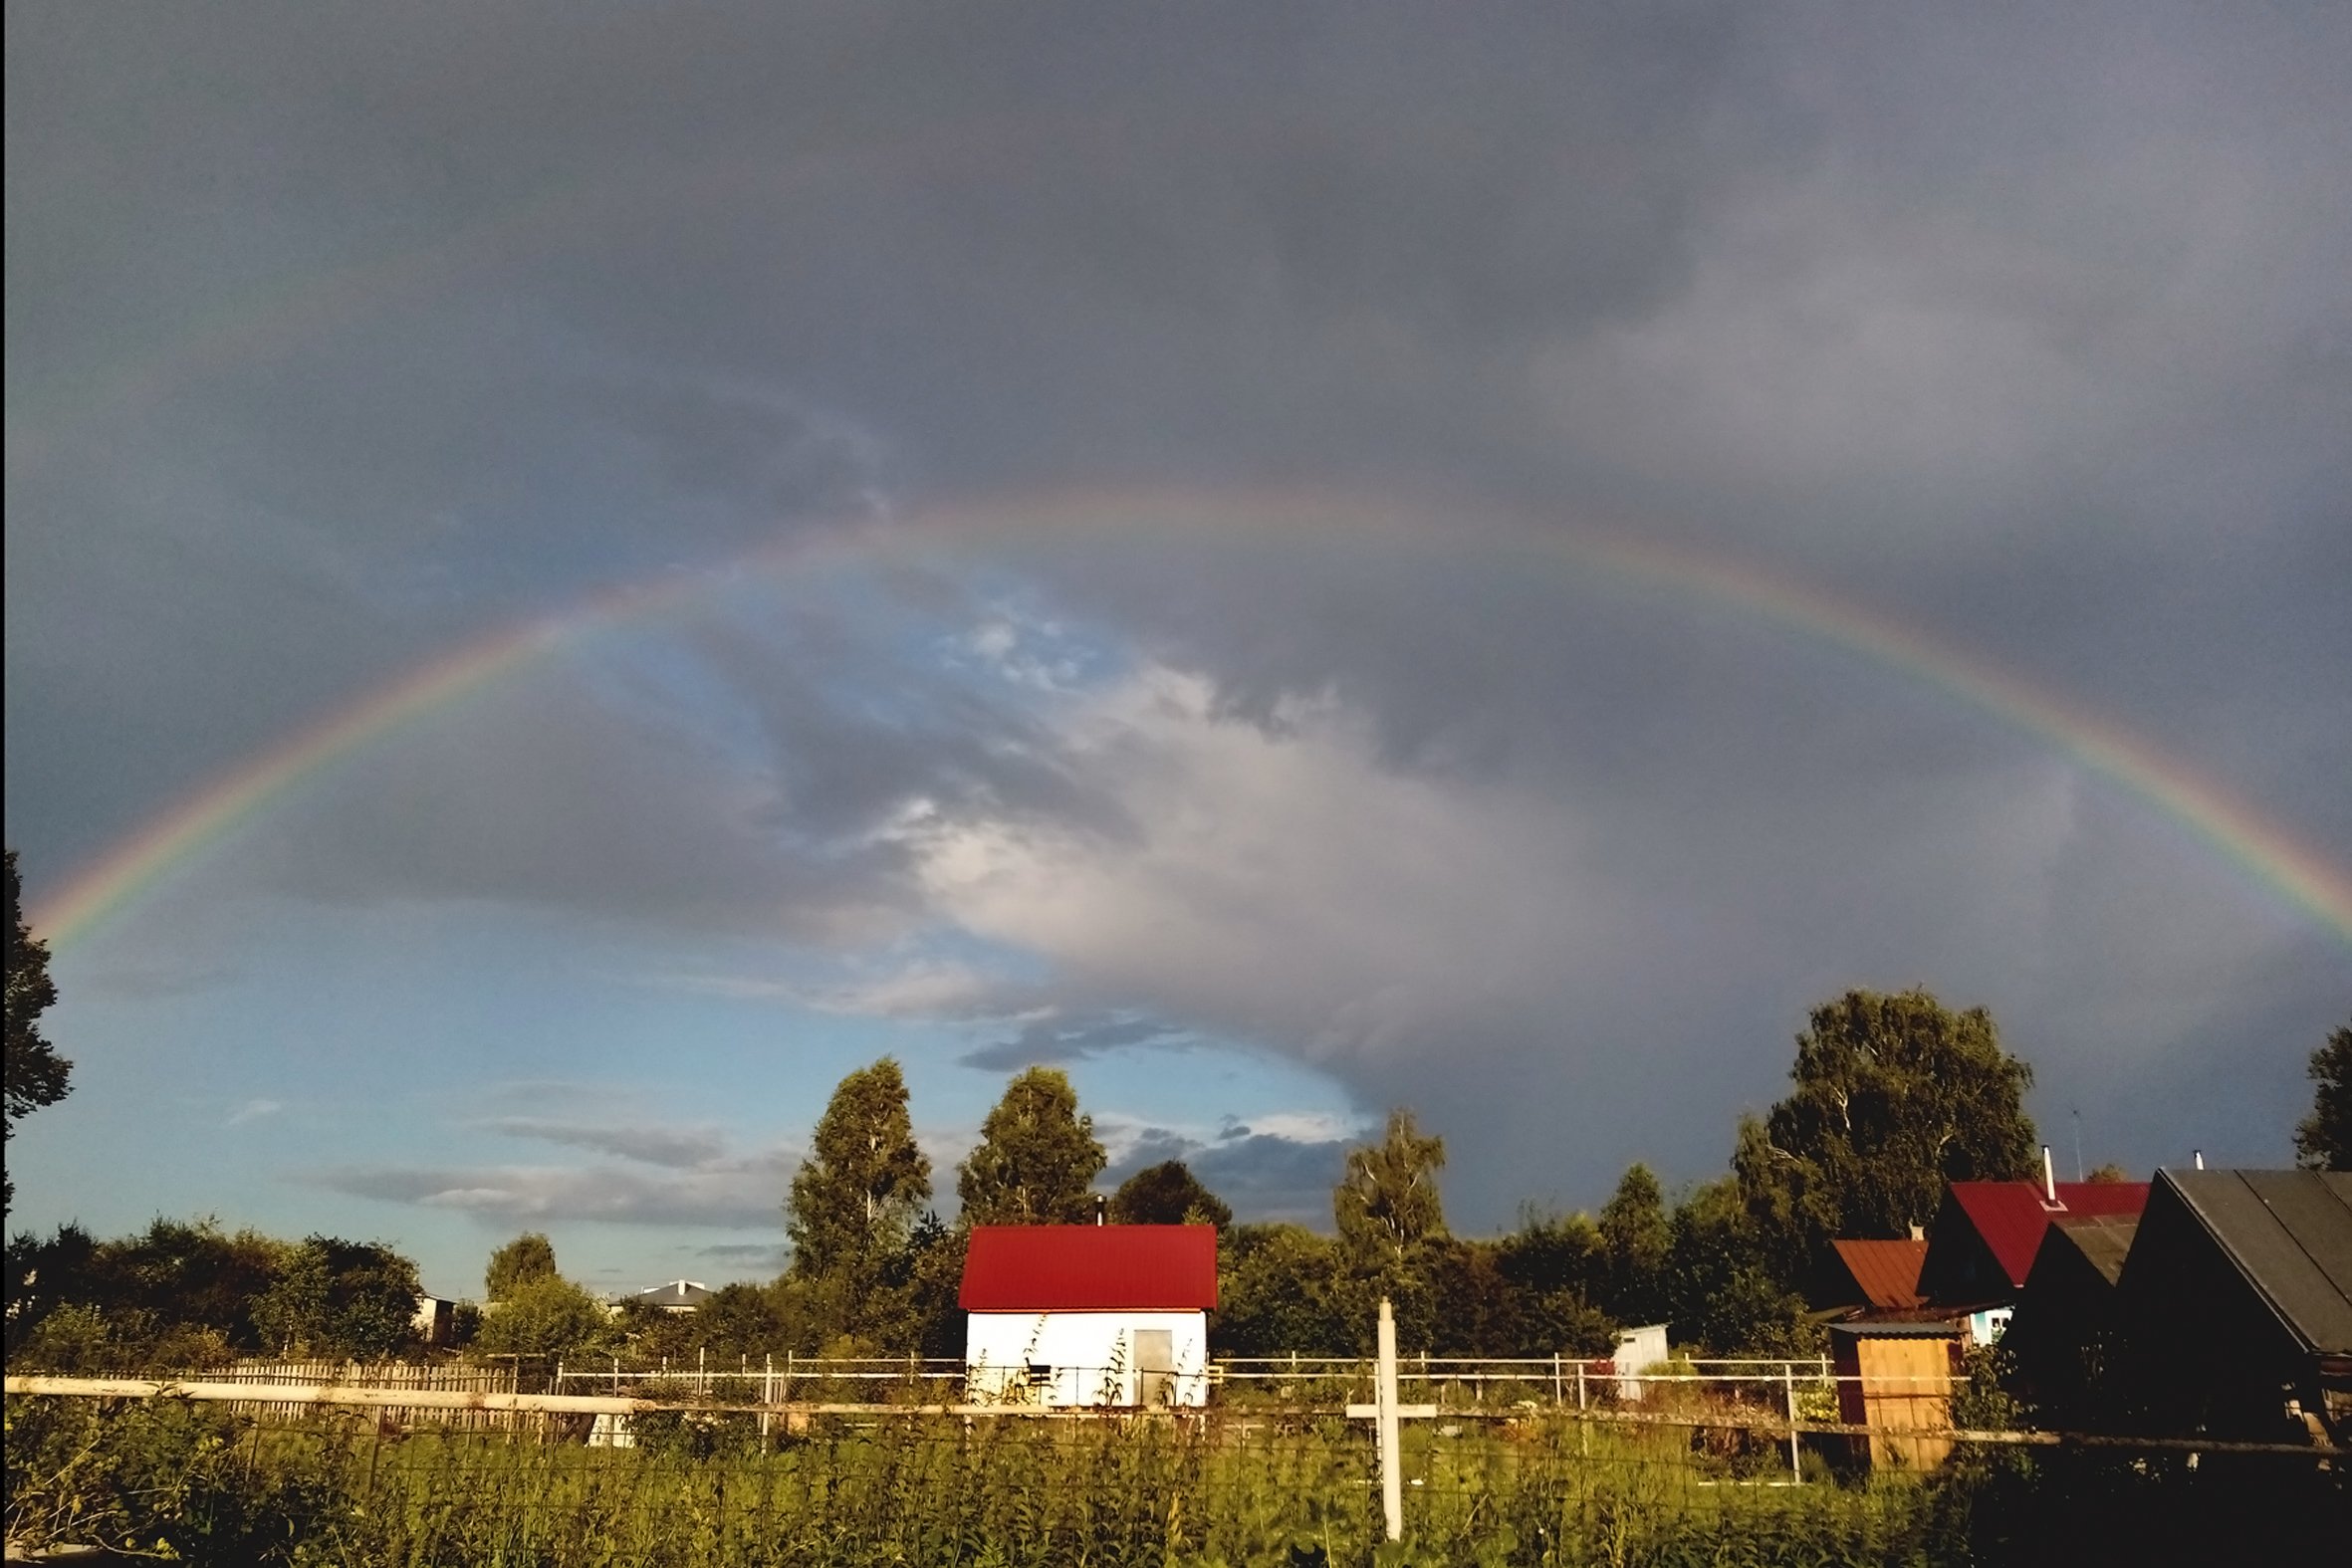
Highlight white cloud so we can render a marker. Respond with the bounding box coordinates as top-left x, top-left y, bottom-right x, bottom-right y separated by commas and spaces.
226, 1098, 284, 1127
896, 665, 1625, 1070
